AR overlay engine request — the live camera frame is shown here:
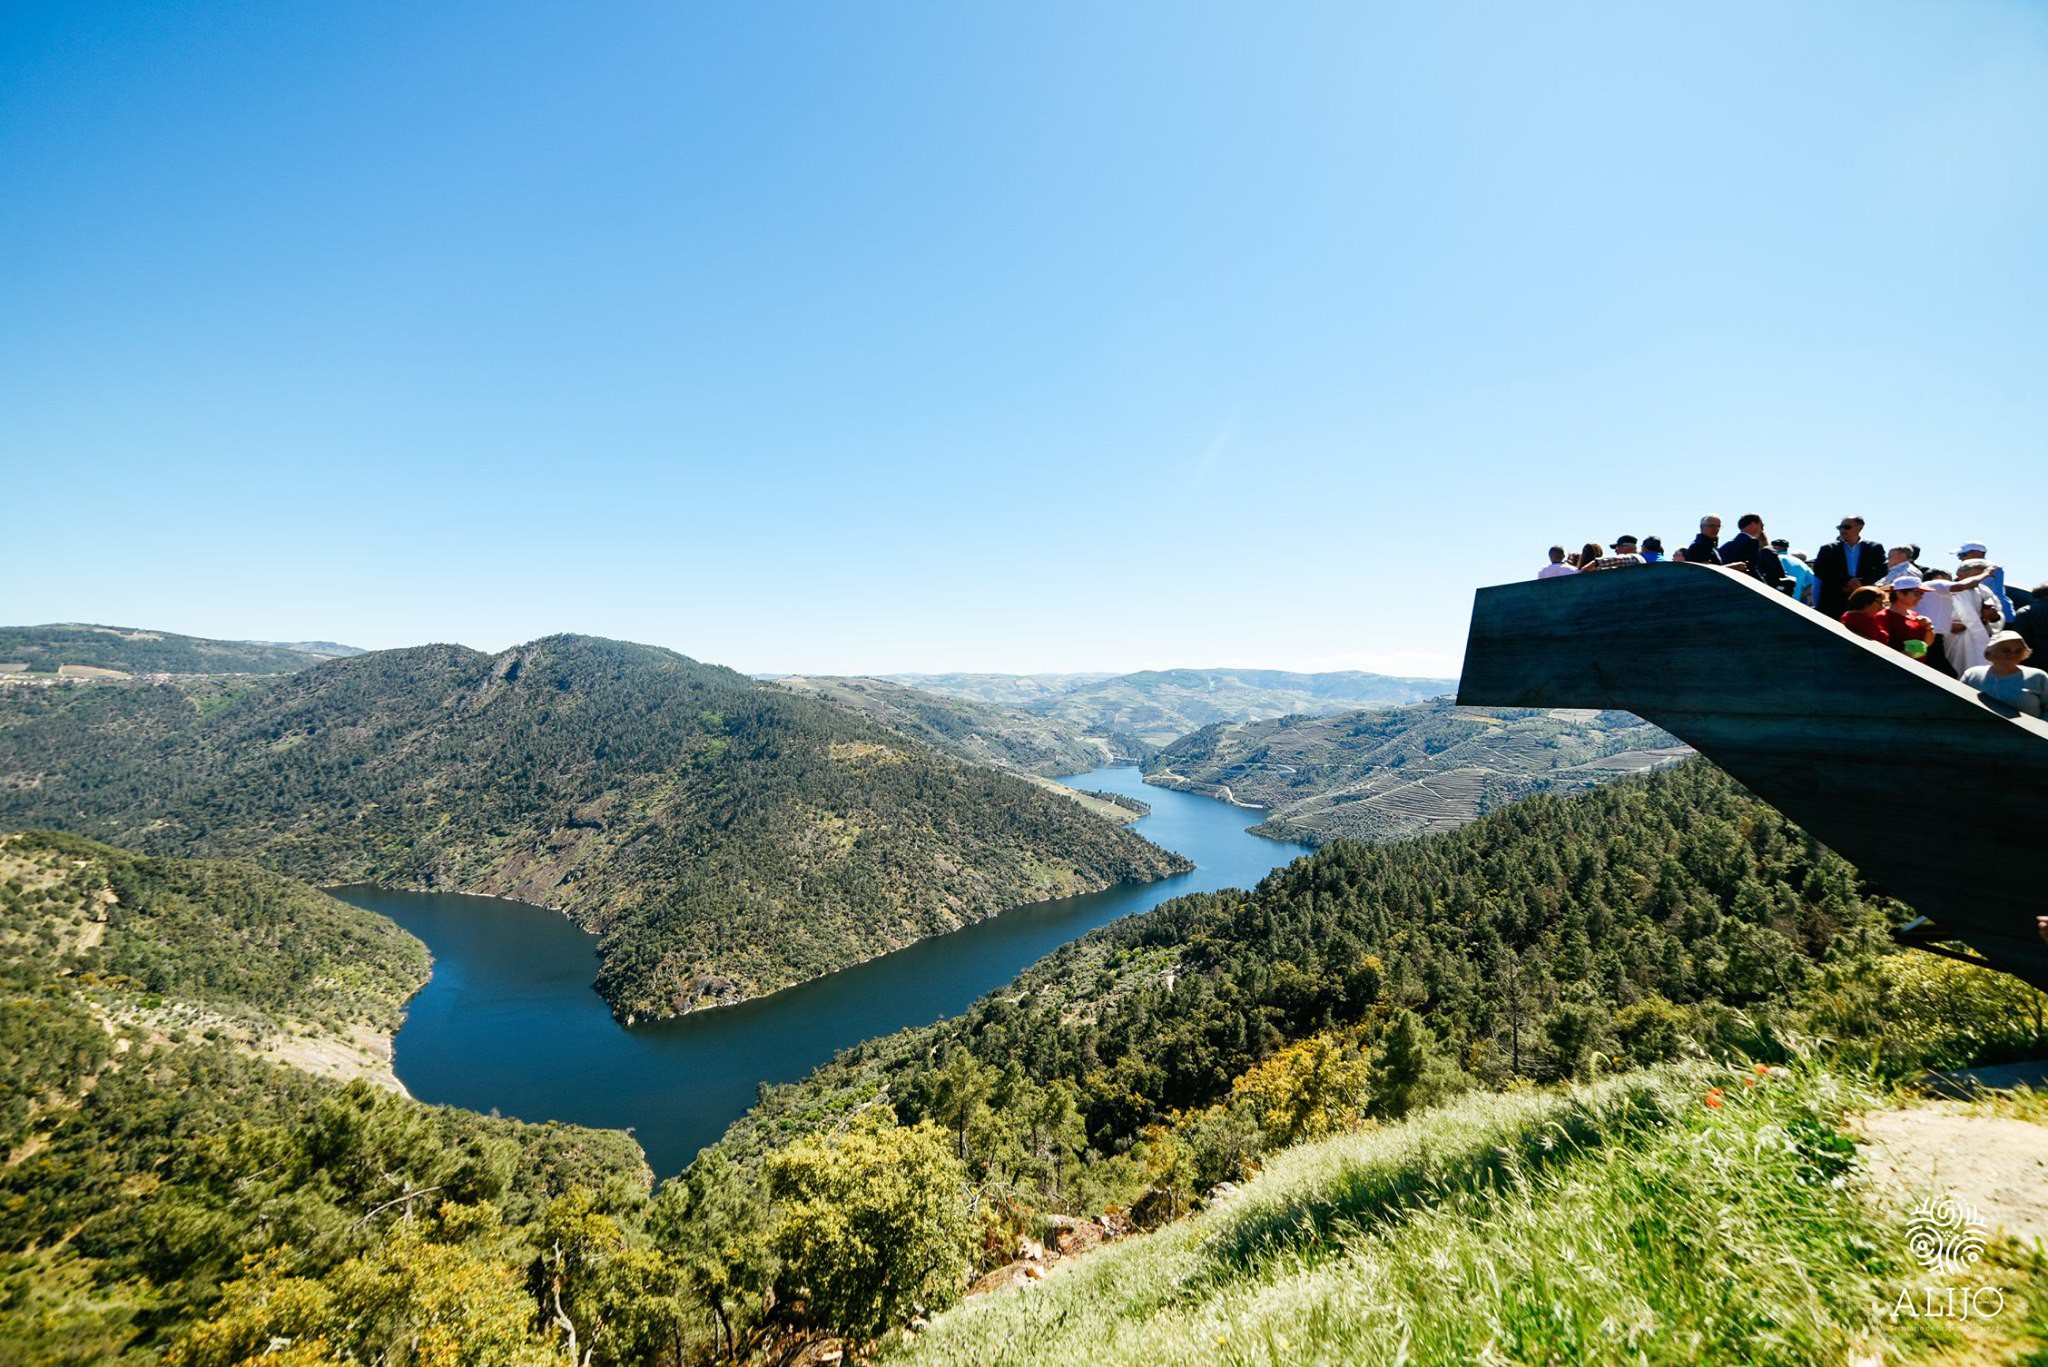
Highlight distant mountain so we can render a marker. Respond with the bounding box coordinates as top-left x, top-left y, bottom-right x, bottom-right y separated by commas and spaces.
887, 667, 1458, 754
774, 675, 1116, 776
256, 639, 366, 659
0, 635, 1187, 1019
878, 672, 1121, 708
0, 623, 350, 676
1144, 699, 1690, 845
